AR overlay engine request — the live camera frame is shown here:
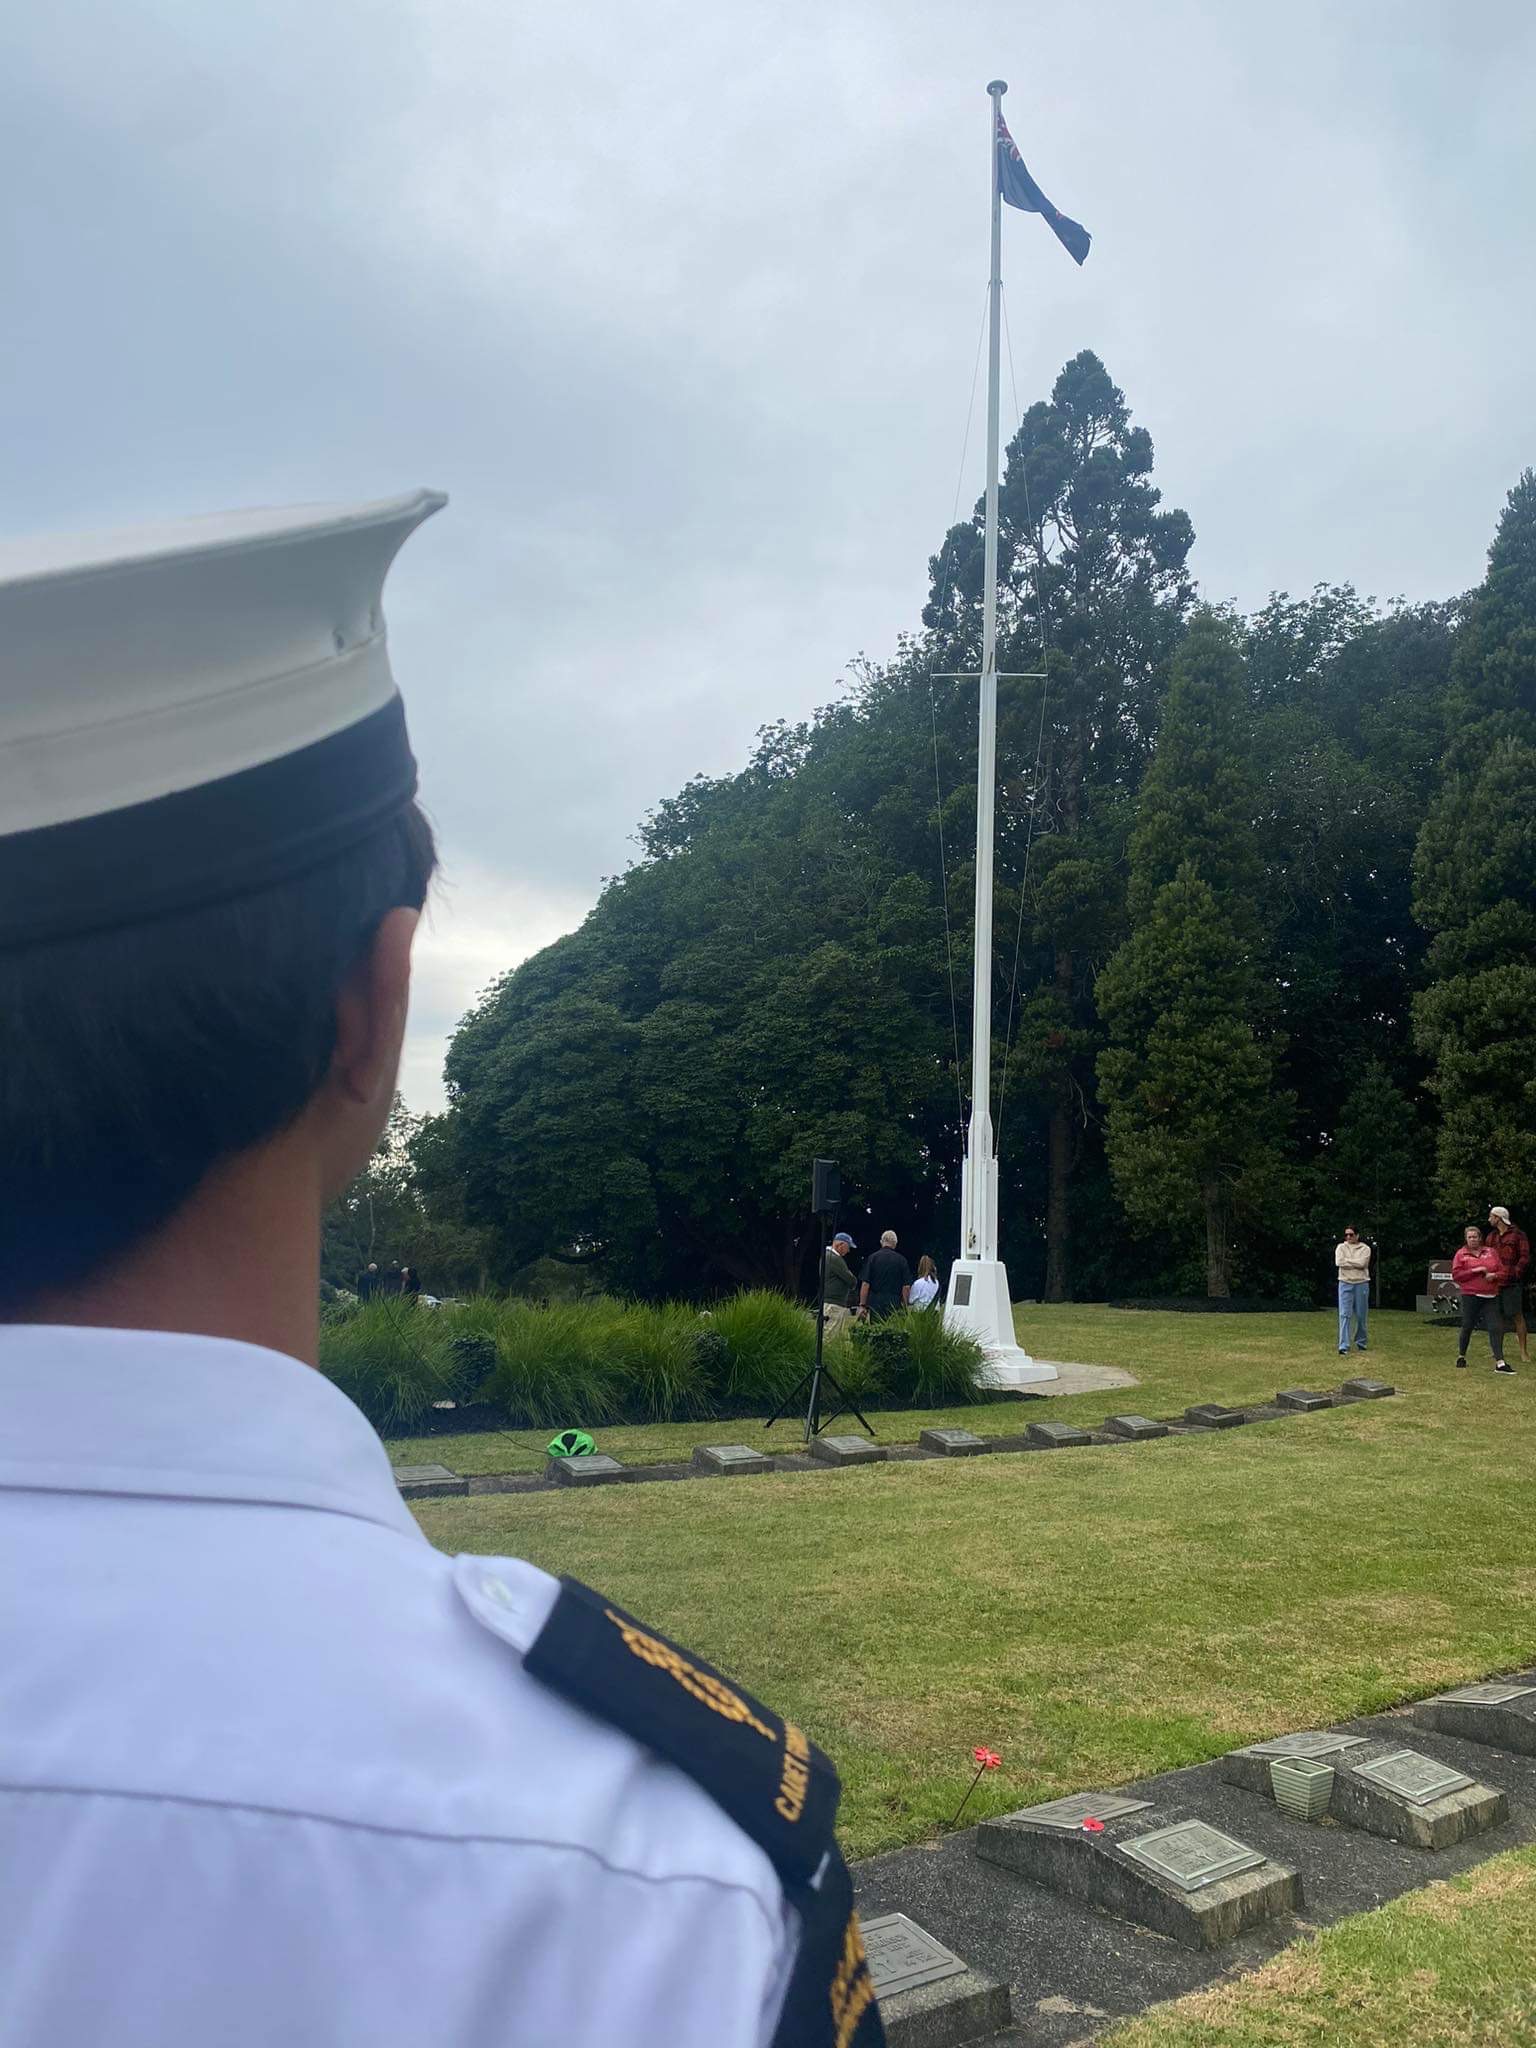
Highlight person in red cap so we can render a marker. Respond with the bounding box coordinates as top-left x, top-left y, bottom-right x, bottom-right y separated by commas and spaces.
1487, 1206, 1530, 1365
1451, 1226, 1512, 1373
